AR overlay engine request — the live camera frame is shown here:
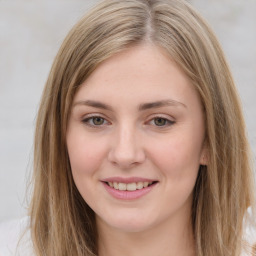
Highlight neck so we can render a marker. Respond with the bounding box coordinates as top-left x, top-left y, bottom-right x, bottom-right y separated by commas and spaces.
97, 216, 195, 256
